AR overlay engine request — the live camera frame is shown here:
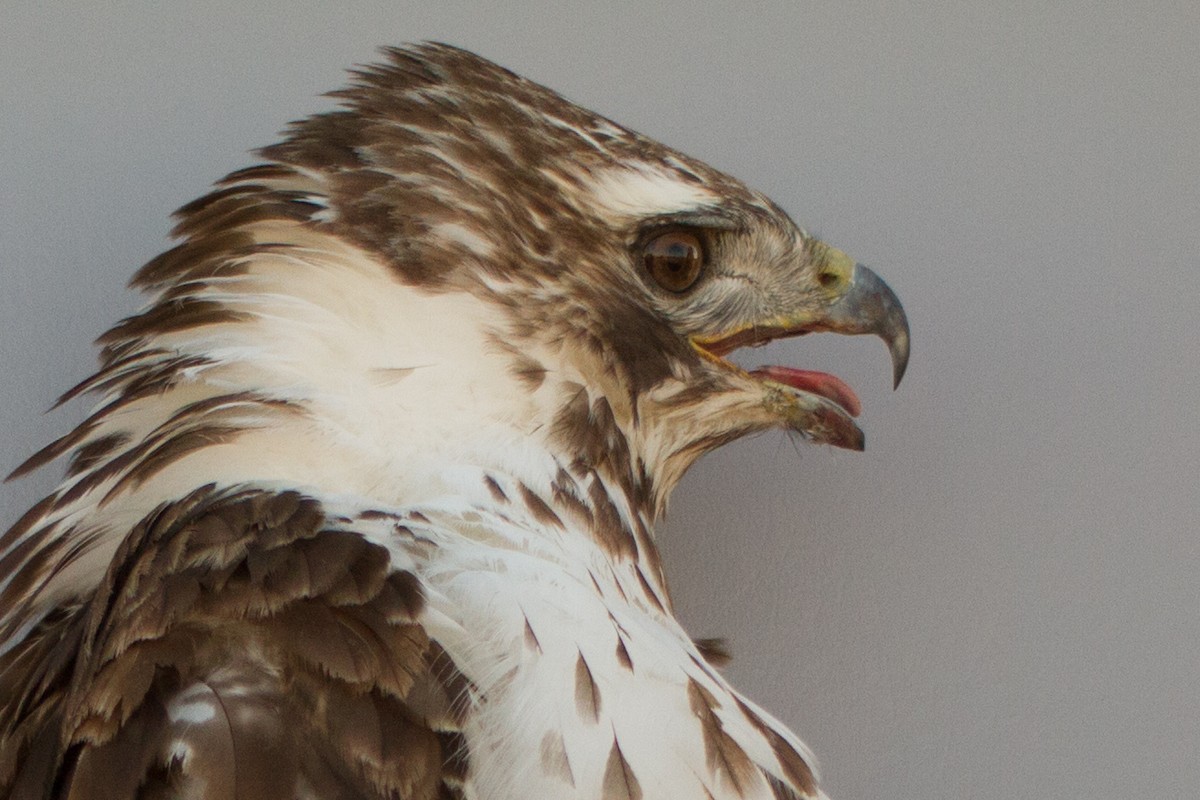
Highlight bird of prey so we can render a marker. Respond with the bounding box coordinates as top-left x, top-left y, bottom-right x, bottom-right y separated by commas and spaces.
0, 43, 908, 800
